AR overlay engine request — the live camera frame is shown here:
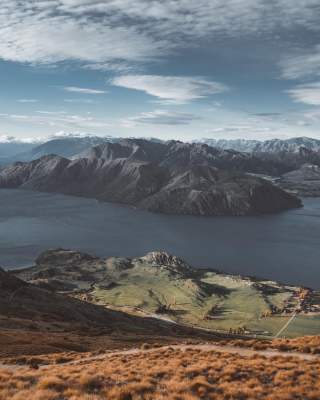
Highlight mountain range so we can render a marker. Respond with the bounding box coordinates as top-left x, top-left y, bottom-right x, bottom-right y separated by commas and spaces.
0, 139, 37, 164
0, 136, 116, 165
197, 137, 320, 153
0, 139, 301, 216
